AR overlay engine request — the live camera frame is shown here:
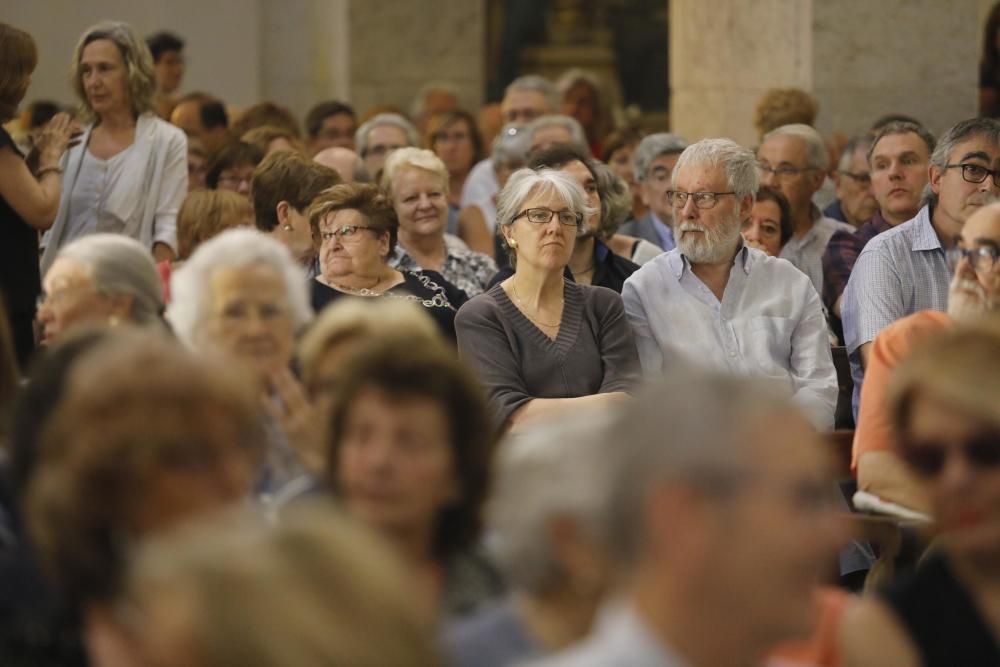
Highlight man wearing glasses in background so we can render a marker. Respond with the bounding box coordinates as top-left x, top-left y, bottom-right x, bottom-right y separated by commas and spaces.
623, 138, 838, 431
757, 123, 855, 298
825, 135, 878, 228
843, 117, 1000, 418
